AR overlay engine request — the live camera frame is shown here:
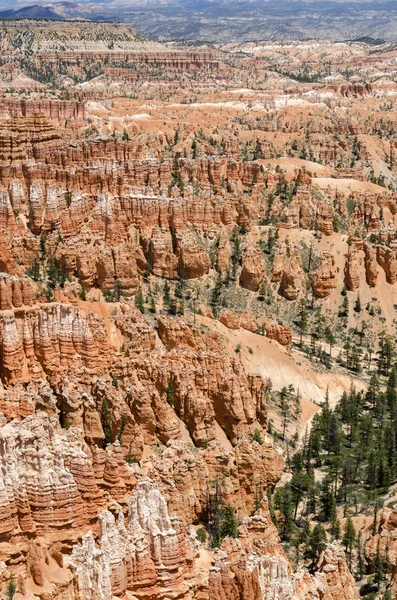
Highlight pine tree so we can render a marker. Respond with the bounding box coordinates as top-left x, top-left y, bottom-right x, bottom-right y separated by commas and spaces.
230, 226, 241, 278
342, 516, 356, 555
298, 301, 308, 347
117, 414, 127, 443
327, 412, 342, 456
372, 496, 379, 536
339, 295, 349, 318
165, 380, 176, 407
366, 452, 378, 490
169, 298, 178, 315
220, 504, 238, 539
354, 294, 362, 313
253, 429, 264, 445
274, 485, 294, 540
331, 518, 341, 540
279, 386, 295, 441
373, 539, 384, 586
5, 575, 17, 600
319, 480, 336, 523
210, 274, 223, 317
324, 327, 336, 357
134, 288, 145, 313
163, 280, 171, 305
379, 456, 391, 489
27, 257, 41, 281
101, 399, 112, 447
291, 471, 313, 520
325, 385, 330, 407
356, 532, 365, 579
206, 478, 225, 548
306, 523, 327, 564
366, 373, 380, 410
